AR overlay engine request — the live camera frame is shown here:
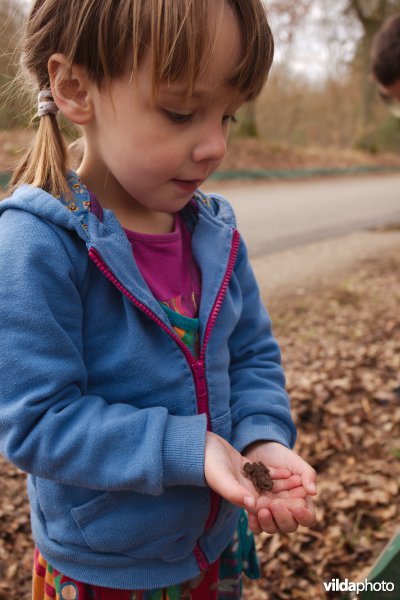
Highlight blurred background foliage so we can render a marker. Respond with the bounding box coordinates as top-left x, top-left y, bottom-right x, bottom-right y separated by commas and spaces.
2, 0, 400, 153
259, 0, 400, 153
